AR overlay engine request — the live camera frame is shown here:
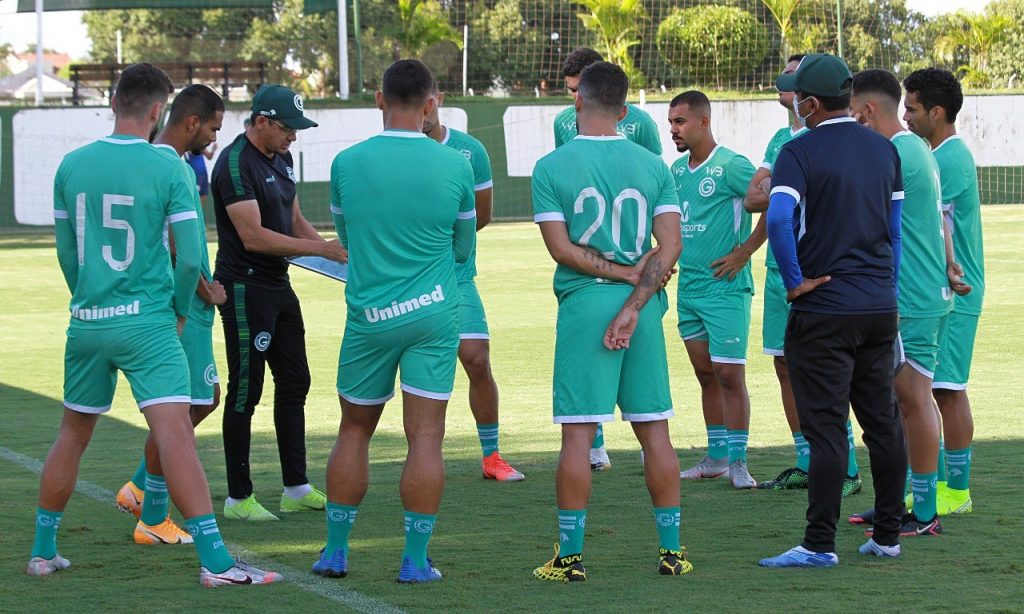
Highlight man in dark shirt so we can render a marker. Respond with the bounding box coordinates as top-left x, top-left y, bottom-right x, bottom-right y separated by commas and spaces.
759, 54, 908, 567
212, 84, 347, 521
